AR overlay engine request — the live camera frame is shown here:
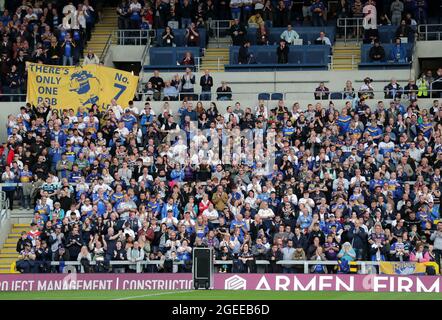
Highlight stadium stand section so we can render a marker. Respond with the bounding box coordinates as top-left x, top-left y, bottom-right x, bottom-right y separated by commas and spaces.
226, 45, 330, 71
1, 0, 442, 277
